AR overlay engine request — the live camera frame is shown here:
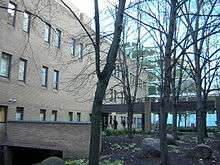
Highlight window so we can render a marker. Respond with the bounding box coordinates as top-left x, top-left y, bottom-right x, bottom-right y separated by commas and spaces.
110, 89, 113, 102
116, 65, 120, 78
16, 107, 24, 121
0, 106, 7, 123
77, 112, 81, 122
78, 43, 83, 60
7, 2, 17, 26
18, 58, 27, 82
120, 92, 124, 104
44, 23, 51, 43
41, 66, 48, 87
40, 109, 46, 121
70, 38, 76, 56
51, 110, 57, 121
53, 70, 59, 90
68, 112, 73, 122
23, 11, 31, 33
114, 90, 117, 103
0, 53, 11, 78
55, 29, 61, 48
